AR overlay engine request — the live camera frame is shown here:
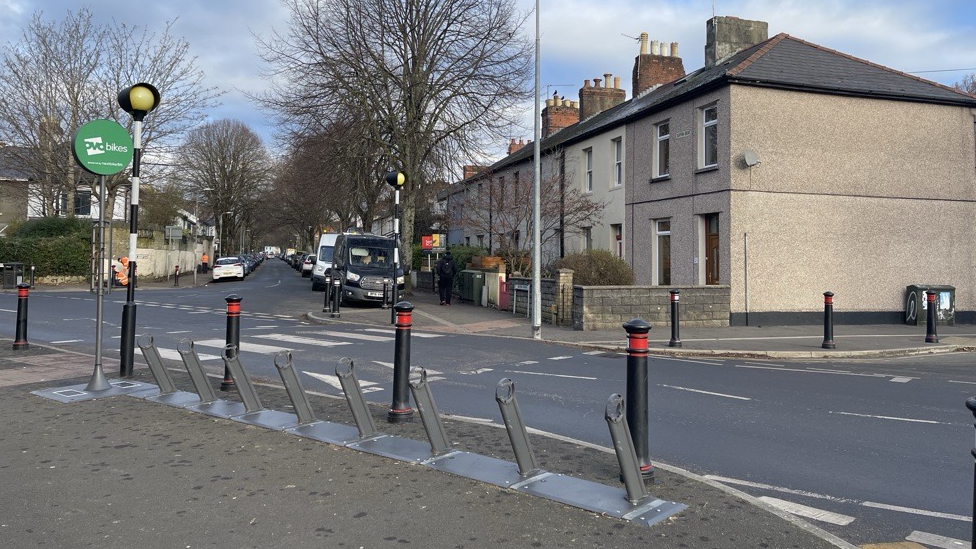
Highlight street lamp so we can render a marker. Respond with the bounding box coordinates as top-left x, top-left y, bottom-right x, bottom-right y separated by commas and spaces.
117, 82, 160, 377
193, 188, 214, 284
218, 211, 232, 258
